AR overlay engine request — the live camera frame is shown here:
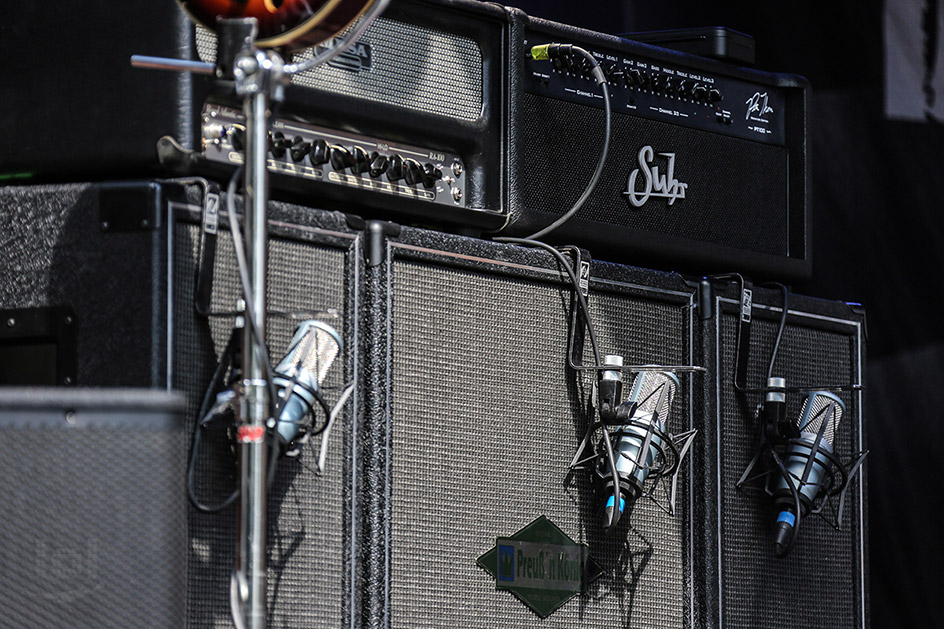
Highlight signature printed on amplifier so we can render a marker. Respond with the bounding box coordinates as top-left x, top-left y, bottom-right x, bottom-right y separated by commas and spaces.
745, 91, 774, 122
624, 146, 688, 207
